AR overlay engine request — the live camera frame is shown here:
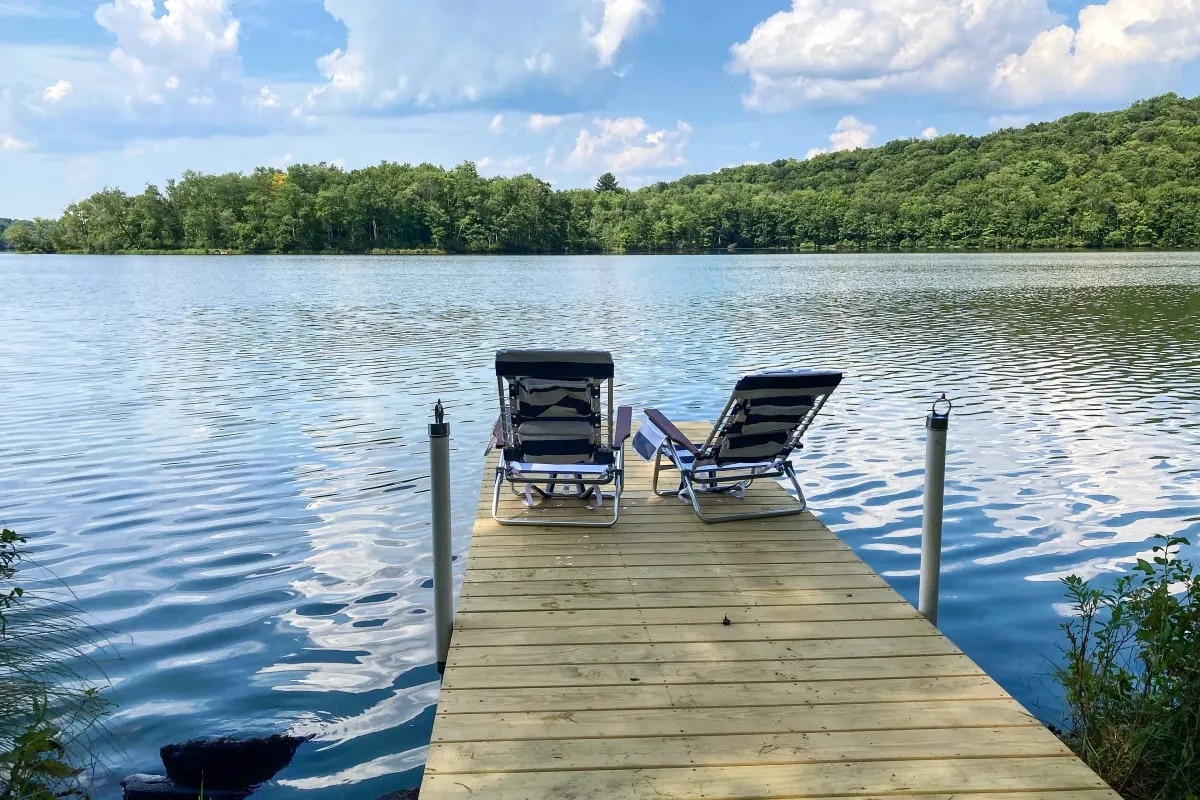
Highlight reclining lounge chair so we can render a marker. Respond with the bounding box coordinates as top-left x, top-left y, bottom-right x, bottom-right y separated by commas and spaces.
491, 349, 632, 527
638, 370, 842, 523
